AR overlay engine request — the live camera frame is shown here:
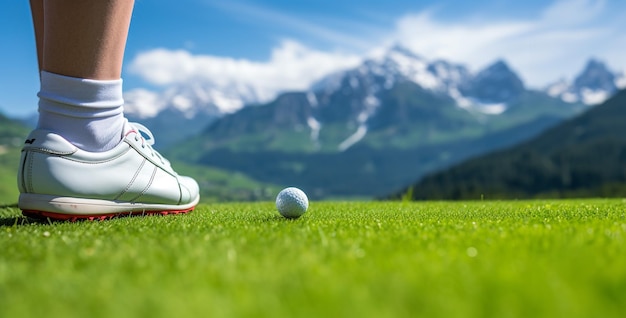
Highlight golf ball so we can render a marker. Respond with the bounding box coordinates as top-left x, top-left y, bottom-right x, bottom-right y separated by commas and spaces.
276, 187, 309, 219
